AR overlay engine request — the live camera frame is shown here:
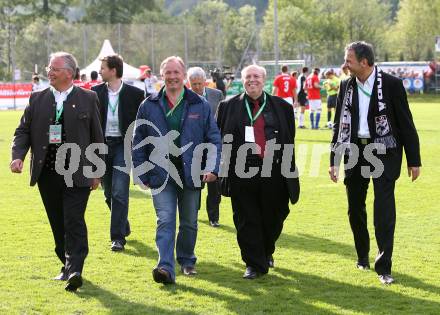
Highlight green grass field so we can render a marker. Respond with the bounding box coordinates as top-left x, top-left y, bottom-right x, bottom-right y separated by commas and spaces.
0, 96, 439, 314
